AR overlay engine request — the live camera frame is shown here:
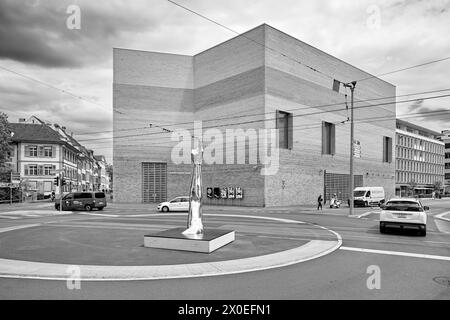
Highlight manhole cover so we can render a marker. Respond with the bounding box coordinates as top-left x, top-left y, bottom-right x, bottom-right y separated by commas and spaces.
433, 276, 450, 287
